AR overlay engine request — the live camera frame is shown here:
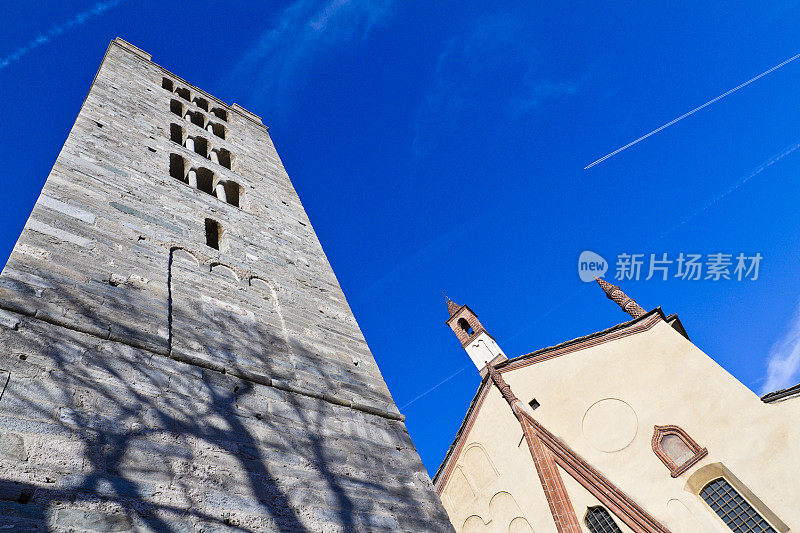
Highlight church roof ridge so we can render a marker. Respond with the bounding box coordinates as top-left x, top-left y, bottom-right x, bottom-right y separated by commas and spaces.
761, 382, 800, 403
503, 307, 665, 367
